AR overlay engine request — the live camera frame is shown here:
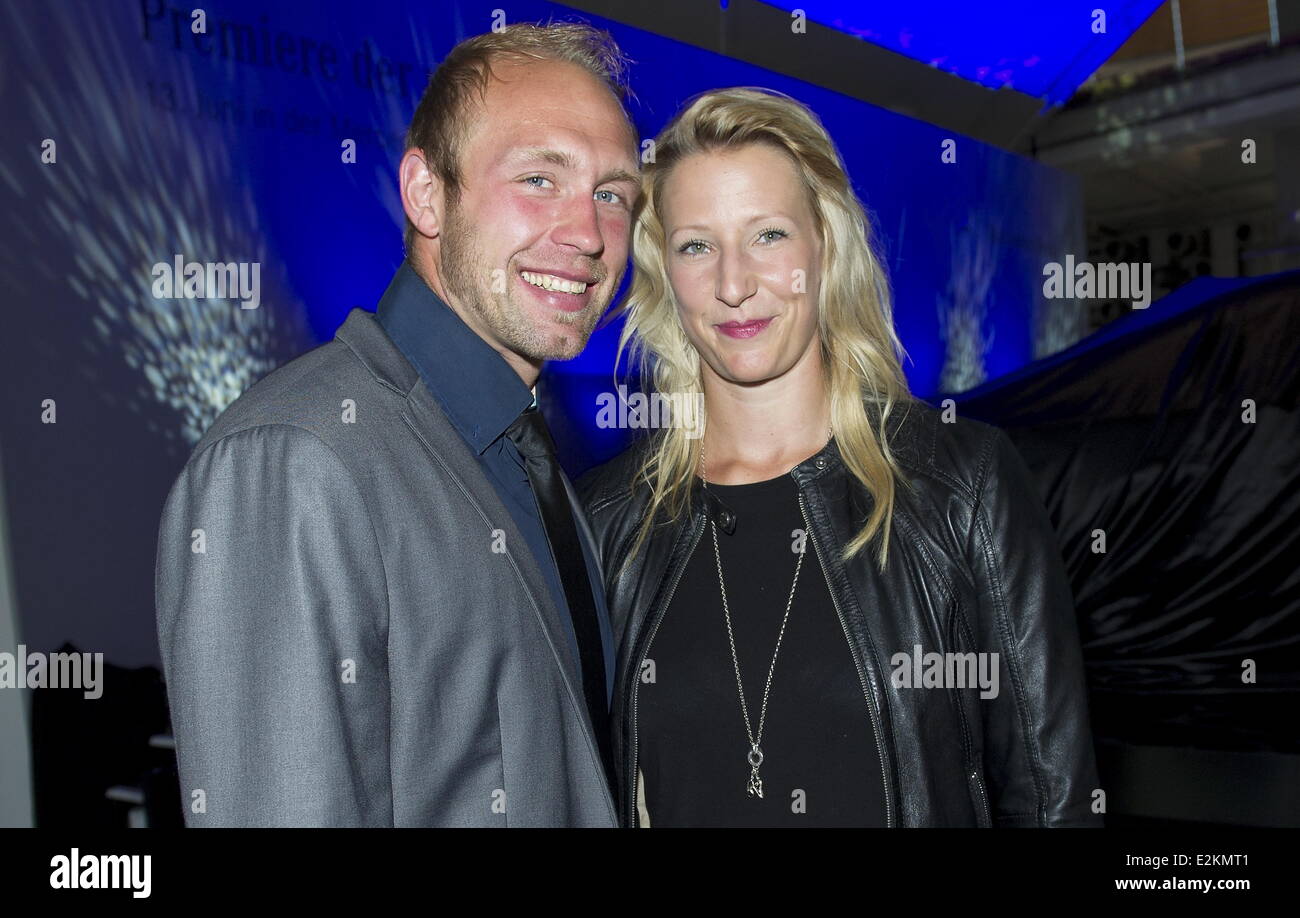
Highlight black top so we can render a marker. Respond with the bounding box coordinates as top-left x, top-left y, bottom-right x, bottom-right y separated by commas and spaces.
637, 471, 887, 826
